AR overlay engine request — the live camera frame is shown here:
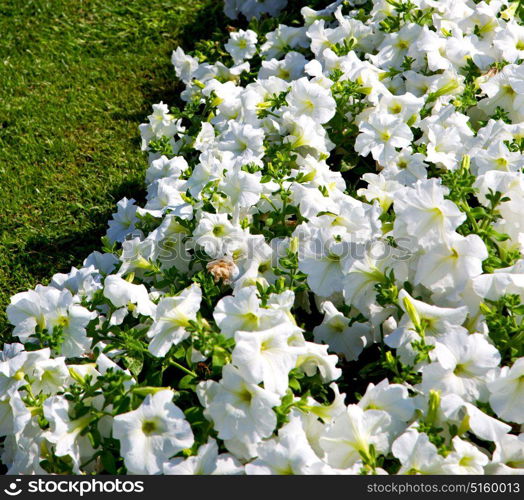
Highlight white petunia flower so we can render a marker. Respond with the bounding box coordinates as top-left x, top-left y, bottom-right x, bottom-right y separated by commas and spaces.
42, 289, 97, 358
415, 234, 488, 299
319, 405, 391, 469
358, 378, 416, 426
31, 357, 70, 395
145, 155, 189, 185
198, 364, 280, 453
285, 77, 336, 124
225, 29, 258, 64
488, 434, 524, 475
421, 330, 500, 402
313, 301, 368, 361
113, 390, 194, 475
219, 121, 265, 164
479, 64, 524, 122
224, 0, 288, 21
147, 284, 202, 358
106, 197, 138, 244
246, 415, 329, 474
7, 286, 50, 341
164, 438, 244, 475
193, 212, 244, 259
295, 341, 342, 383
0, 390, 31, 437
355, 113, 413, 167
219, 168, 263, 210
8, 287, 96, 358
493, 21, 524, 63
213, 286, 287, 338
392, 429, 446, 475
258, 51, 307, 81
442, 436, 489, 475
2, 420, 47, 474
44, 396, 96, 473
393, 178, 465, 249
139, 102, 185, 151
171, 47, 199, 84
488, 357, 524, 424
103, 275, 156, 325
232, 323, 300, 396
439, 394, 511, 444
